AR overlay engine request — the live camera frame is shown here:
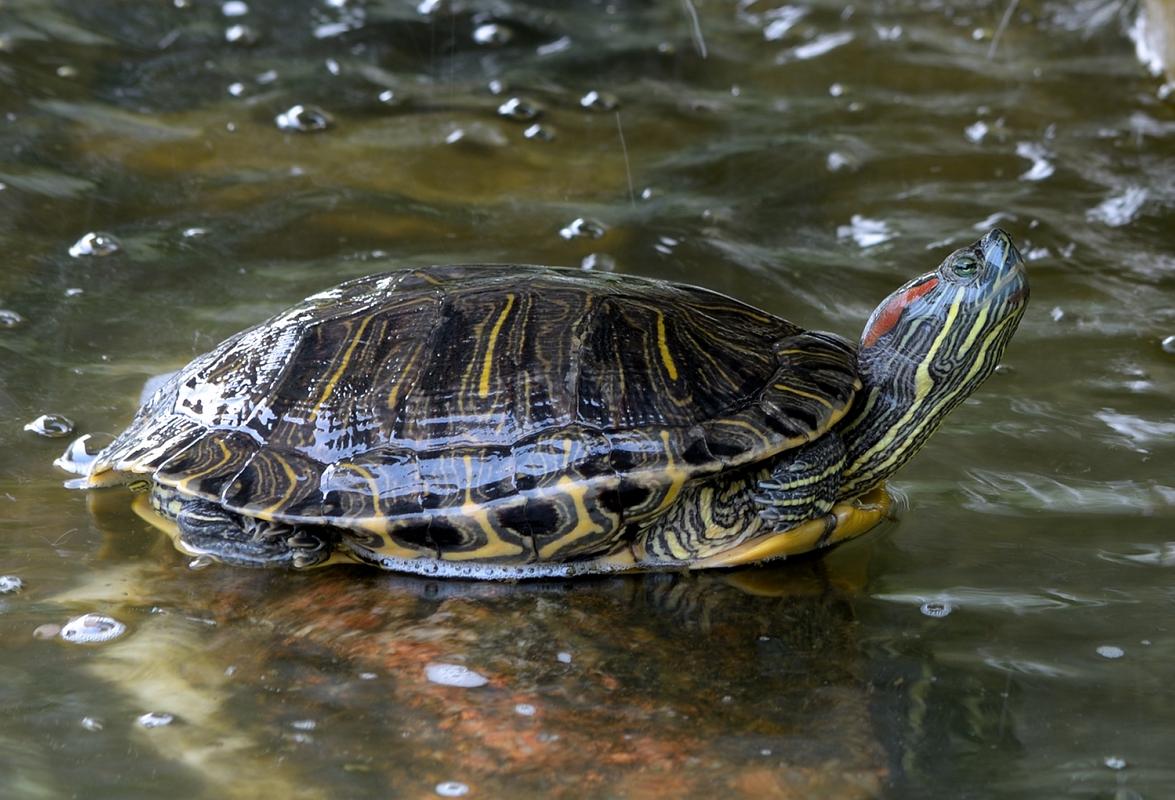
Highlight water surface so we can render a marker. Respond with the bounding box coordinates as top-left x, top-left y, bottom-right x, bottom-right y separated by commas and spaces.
1, 1, 1173, 797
